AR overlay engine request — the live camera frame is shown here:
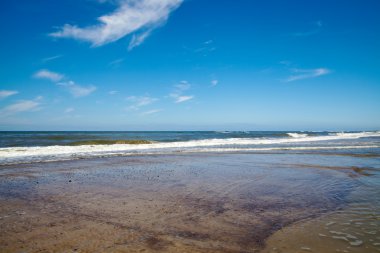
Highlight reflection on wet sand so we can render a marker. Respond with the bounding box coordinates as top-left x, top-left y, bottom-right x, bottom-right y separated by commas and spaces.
0, 153, 379, 252
263, 191, 380, 253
